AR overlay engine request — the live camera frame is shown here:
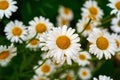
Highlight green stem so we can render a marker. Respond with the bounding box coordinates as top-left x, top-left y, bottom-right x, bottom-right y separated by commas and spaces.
80, 18, 92, 35
49, 63, 78, 79
23, 58, 48, 74
34, 58, 48, 70
98, 14, 116, 27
